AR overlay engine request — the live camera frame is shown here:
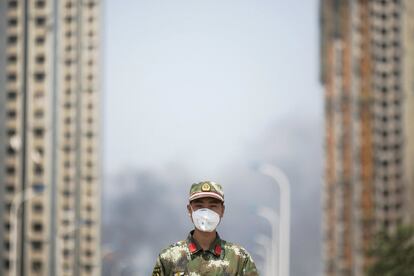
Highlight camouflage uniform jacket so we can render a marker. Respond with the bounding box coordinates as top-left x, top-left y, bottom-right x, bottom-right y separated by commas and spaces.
152, 231, 259, 276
